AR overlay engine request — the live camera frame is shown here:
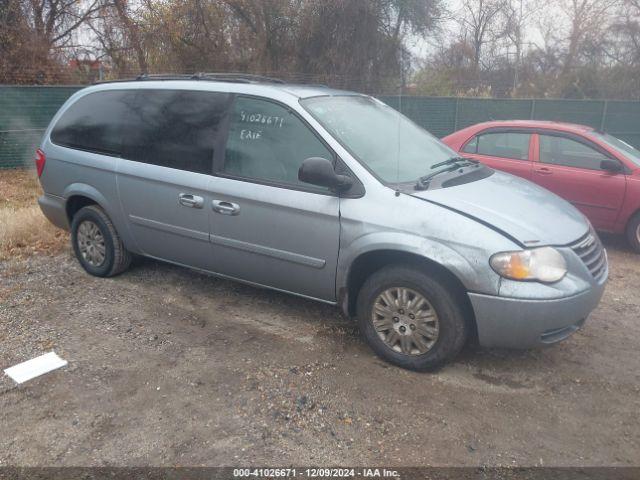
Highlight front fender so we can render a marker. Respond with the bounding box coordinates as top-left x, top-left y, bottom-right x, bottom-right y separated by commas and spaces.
337, 231, 501, 297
